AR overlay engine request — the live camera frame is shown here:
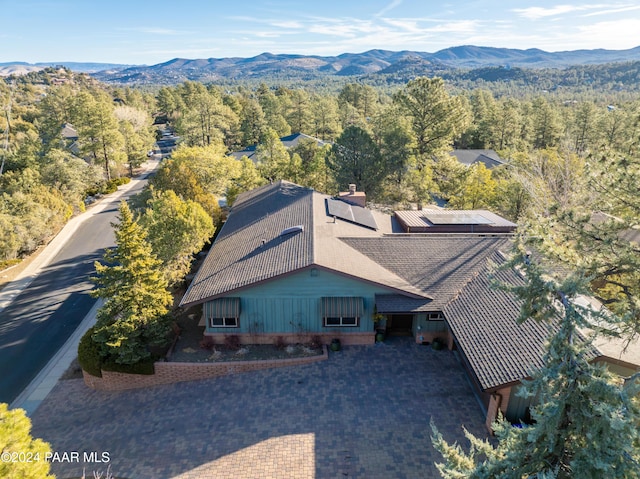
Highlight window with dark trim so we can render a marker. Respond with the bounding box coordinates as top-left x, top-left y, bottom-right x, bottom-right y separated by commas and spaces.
428, 312, 444, 321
